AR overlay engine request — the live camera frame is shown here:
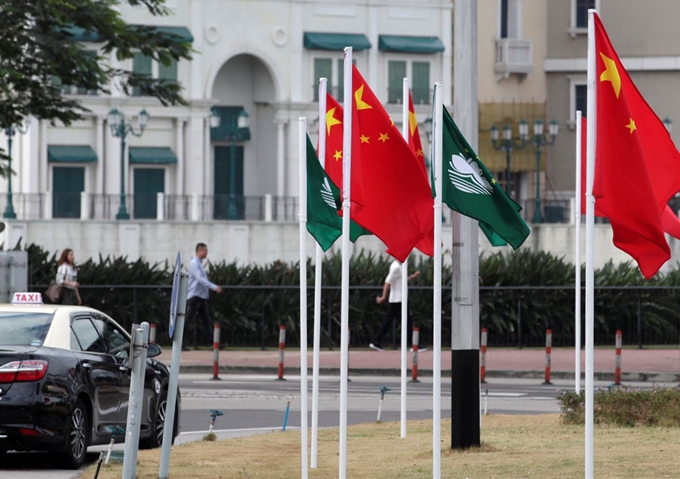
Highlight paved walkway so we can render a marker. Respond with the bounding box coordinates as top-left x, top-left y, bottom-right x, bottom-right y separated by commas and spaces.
158, 347, 680, 382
